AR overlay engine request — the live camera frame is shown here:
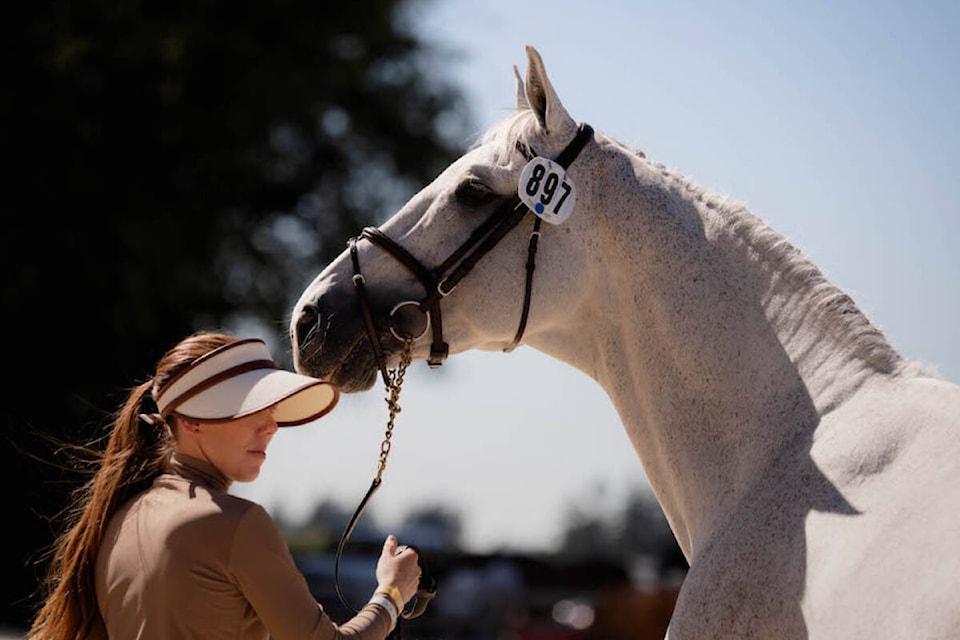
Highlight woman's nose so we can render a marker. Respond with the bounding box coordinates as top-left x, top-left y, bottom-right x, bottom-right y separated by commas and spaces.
261, 413, 280, 435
